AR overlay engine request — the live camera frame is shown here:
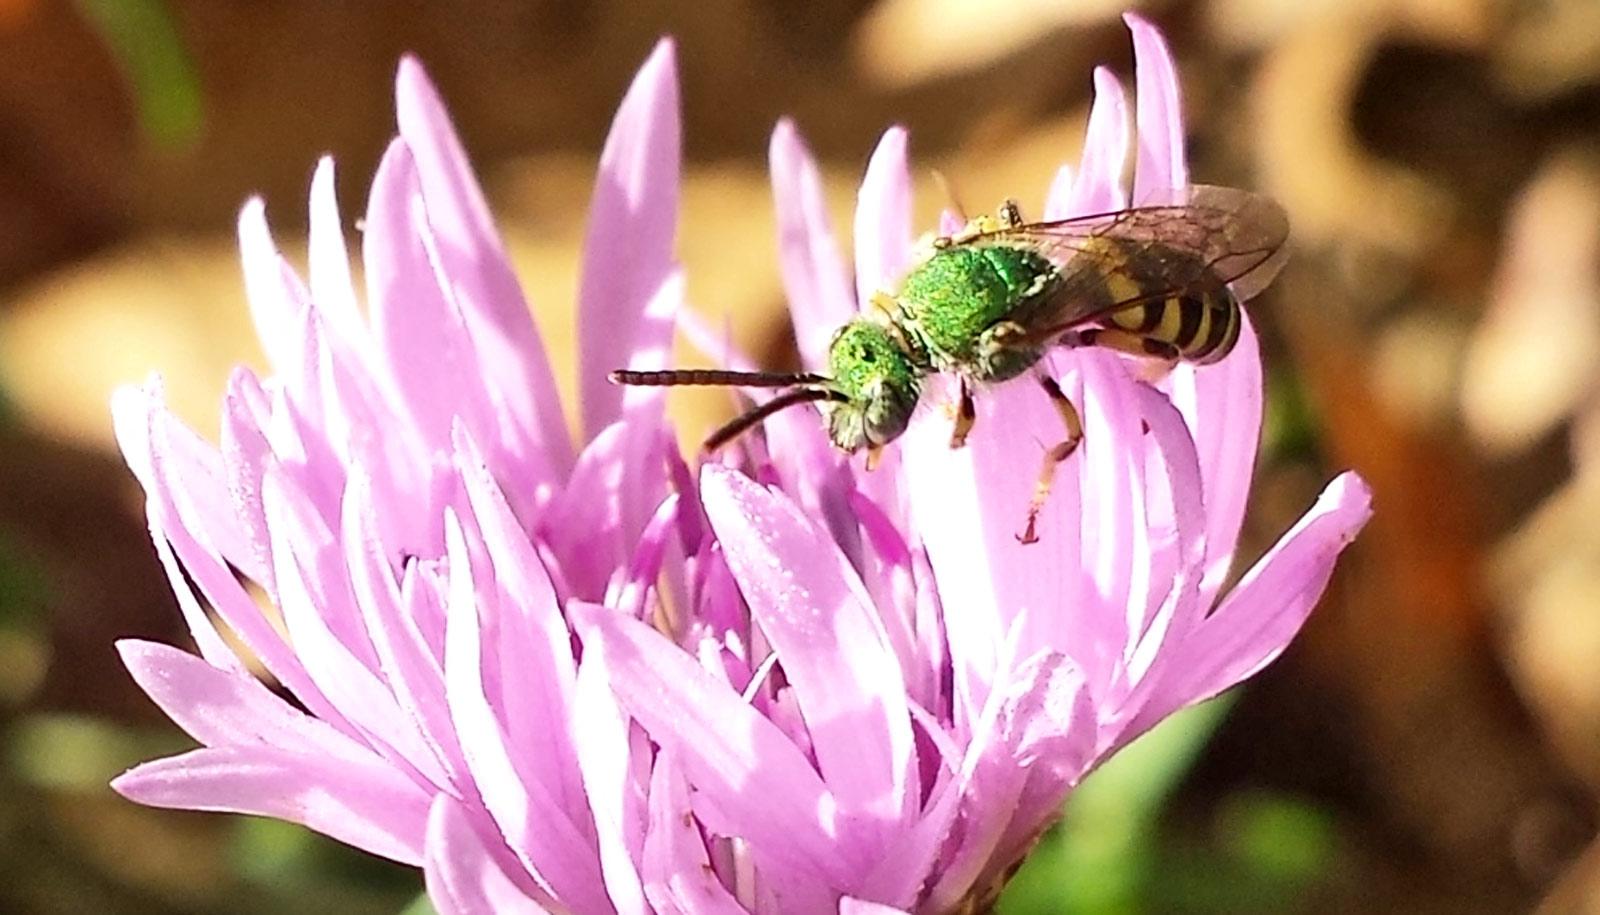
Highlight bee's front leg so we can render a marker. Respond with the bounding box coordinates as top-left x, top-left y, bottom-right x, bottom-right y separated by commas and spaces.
949, 377, 976, 449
